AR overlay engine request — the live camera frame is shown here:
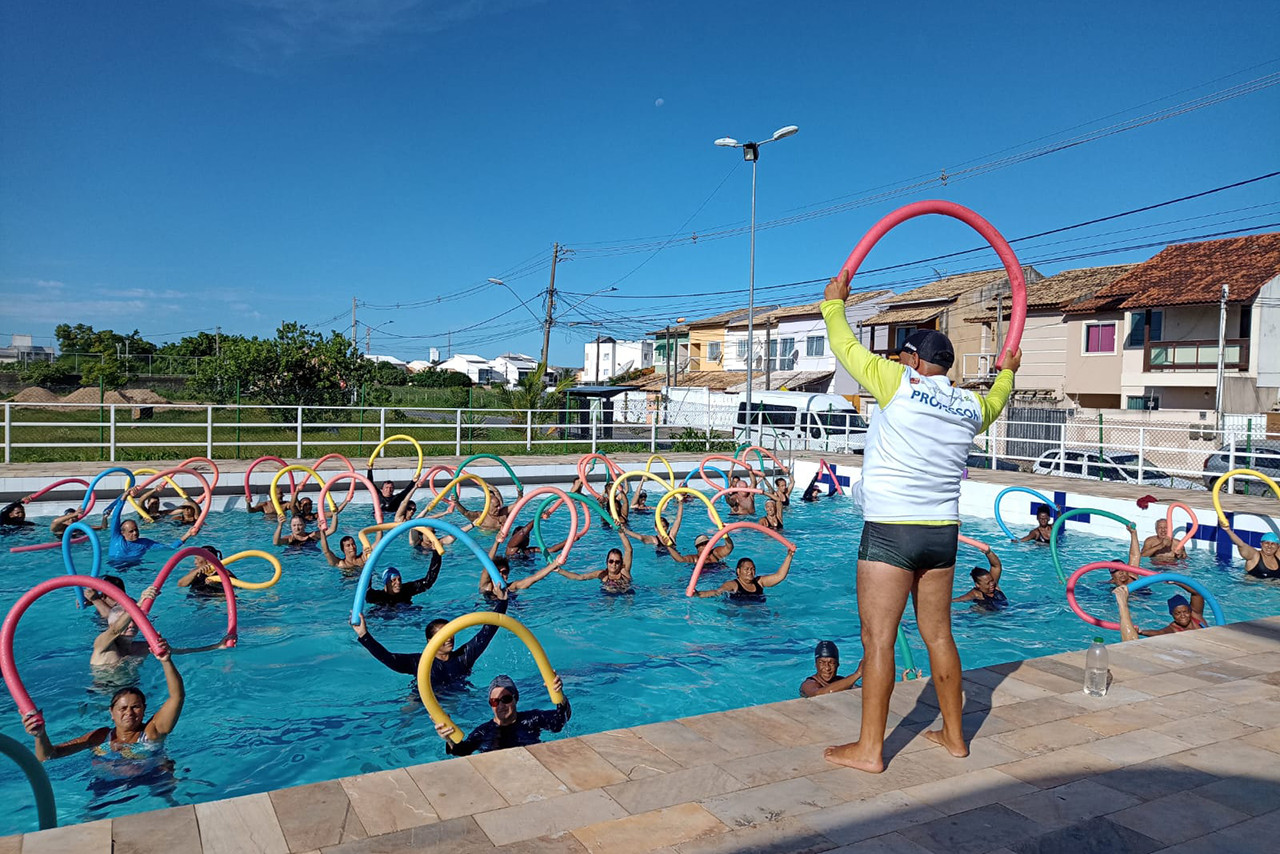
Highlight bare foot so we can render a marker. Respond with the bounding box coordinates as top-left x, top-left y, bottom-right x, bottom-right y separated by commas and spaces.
924, 728, 969, 758
824, 741, 885, 773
